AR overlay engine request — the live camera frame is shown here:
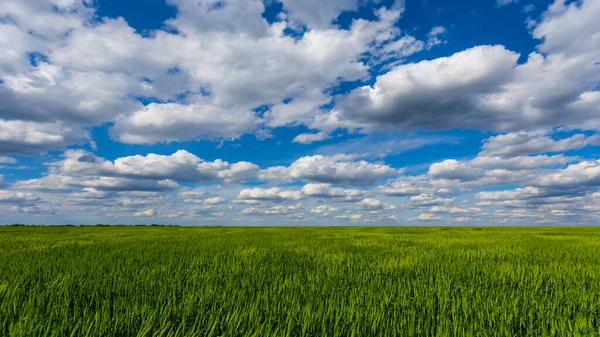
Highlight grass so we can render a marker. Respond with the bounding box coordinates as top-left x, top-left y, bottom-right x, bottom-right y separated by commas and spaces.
1, 226, 600, 336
